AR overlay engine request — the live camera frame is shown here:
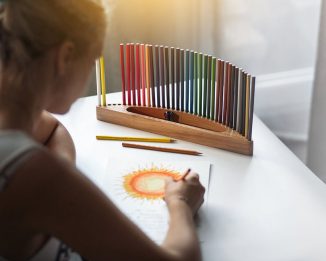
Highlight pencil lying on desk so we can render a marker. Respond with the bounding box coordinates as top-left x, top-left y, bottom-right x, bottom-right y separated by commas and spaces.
122, 143, 202, 156
96, 136, 175, 143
